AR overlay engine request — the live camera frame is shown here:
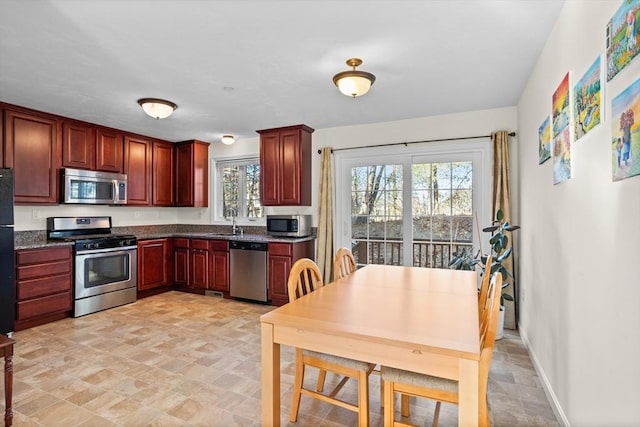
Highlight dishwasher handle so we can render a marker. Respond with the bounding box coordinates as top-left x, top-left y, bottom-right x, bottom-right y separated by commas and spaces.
229, 240, 268, 251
